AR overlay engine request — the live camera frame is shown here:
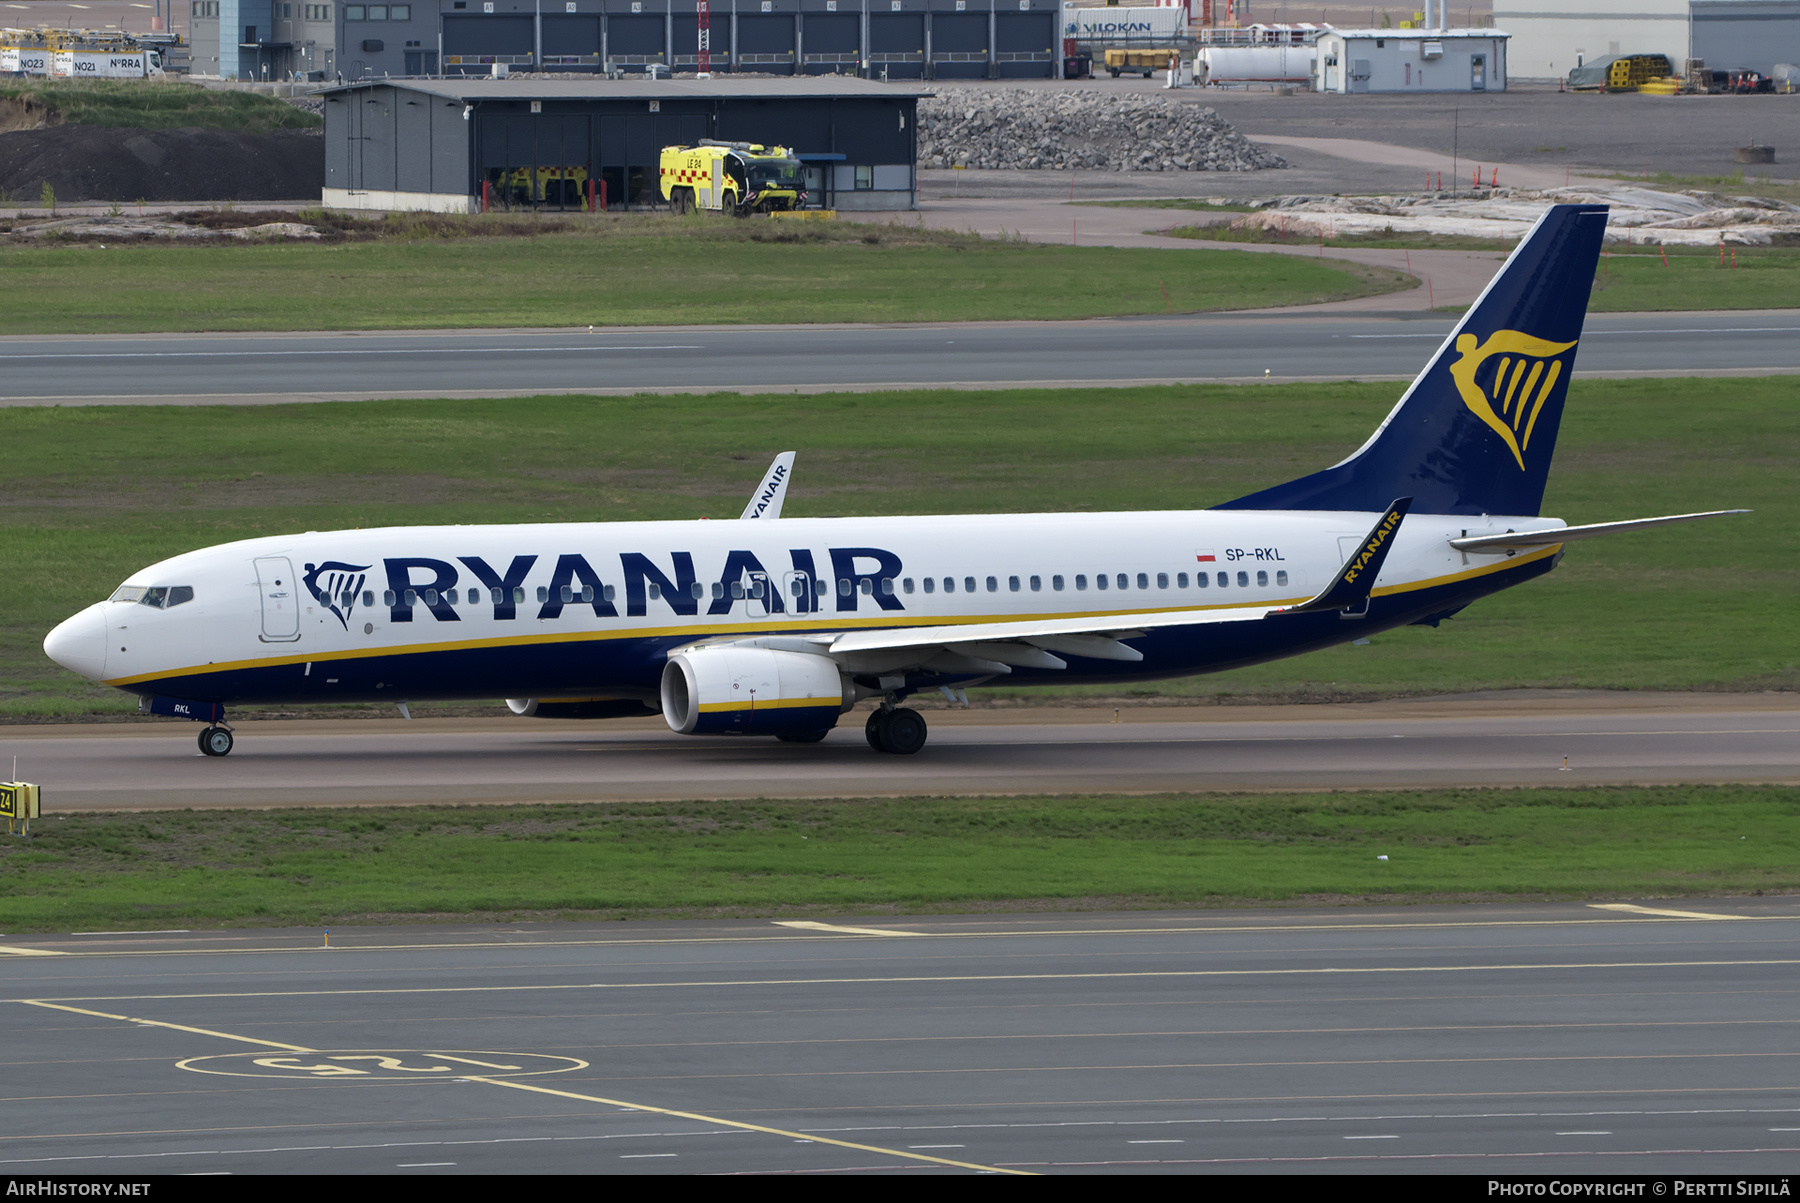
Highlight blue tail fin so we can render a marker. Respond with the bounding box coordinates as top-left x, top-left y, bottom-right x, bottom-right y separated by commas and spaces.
1217, 203, 1609, 517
